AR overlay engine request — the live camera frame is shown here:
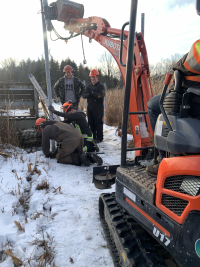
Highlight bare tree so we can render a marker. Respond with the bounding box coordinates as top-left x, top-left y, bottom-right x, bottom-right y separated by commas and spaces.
150, 53, 184, 76
98, 51, 119, 79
